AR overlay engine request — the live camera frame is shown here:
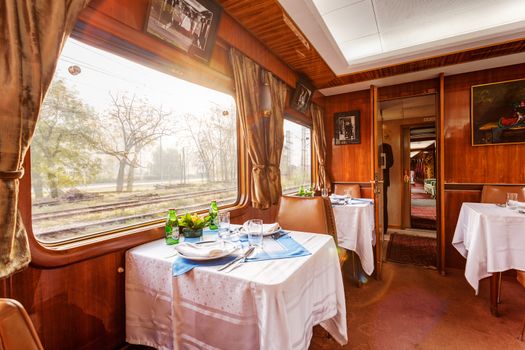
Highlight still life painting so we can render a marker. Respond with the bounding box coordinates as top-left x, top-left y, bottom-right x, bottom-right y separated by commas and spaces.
471, 78, 525, 145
